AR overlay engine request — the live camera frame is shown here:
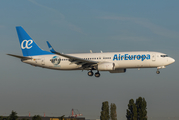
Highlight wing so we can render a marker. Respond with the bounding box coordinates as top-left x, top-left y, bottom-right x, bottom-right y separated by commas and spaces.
46, 41, 98, 69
